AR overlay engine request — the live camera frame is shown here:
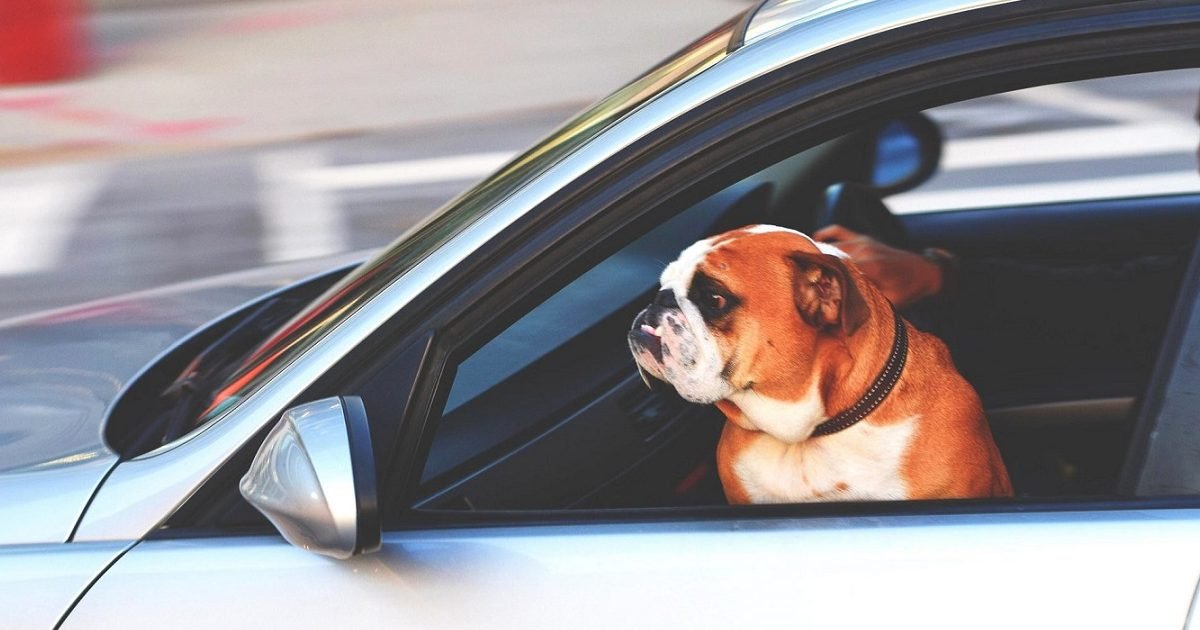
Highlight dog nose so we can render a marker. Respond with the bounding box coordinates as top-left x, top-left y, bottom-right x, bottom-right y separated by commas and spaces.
654, 289, 678, 309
